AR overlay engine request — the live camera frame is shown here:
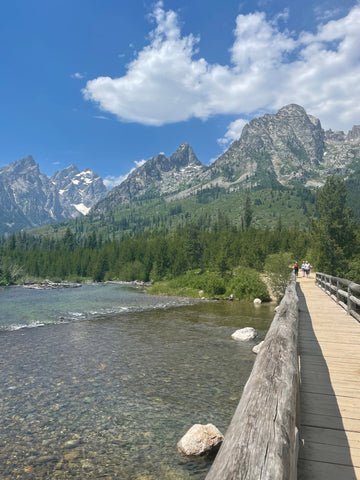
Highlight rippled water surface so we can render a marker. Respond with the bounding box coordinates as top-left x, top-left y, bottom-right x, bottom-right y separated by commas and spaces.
0, 284, 274, 479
